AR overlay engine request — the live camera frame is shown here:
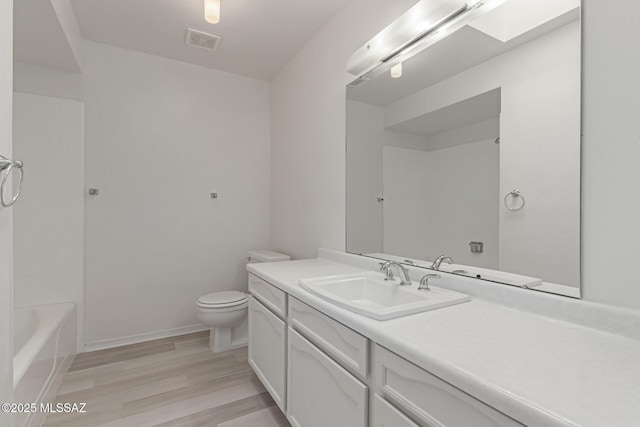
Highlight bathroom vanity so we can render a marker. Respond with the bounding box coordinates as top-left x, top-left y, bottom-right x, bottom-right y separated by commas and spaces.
246, 250, 640, 427
249, 273, 517, 426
